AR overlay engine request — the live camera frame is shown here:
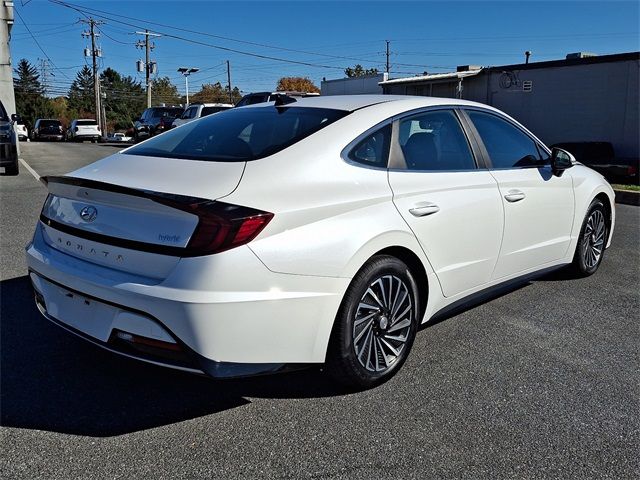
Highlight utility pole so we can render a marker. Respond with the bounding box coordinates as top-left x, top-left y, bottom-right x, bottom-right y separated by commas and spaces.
81, 18, 103, 130
136, 30, 160, 108
385, 40, 390, 74
226, 60, 232, 104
